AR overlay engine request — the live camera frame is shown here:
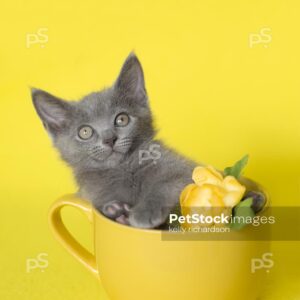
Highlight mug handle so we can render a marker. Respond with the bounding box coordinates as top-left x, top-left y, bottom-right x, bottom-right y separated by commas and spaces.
48, 194, 99, 279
